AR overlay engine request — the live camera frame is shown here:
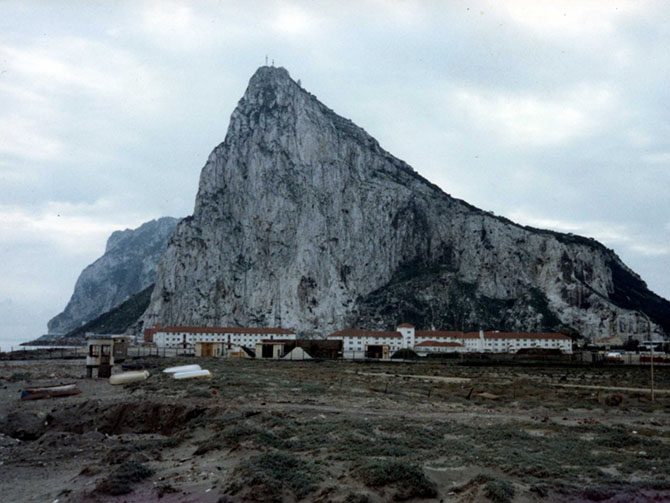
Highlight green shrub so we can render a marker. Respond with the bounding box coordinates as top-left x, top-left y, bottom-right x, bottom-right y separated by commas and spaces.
228, 451, 322, 501
9, 372, 31, 382
391, 349, 419, 360
596, 426, 651, 448
358, 460, 437, 500
484, 479, 515, 503
345, 493, 370, 503
95, 461, 154, 495
189, 387, 213, 398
